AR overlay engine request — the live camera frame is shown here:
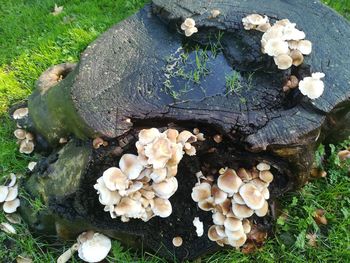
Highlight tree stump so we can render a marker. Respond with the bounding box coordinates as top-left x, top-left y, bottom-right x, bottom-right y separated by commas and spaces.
20, 0, 350, 261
